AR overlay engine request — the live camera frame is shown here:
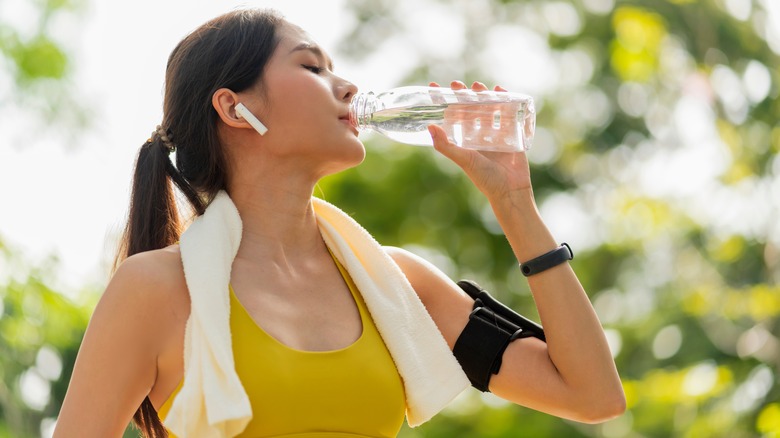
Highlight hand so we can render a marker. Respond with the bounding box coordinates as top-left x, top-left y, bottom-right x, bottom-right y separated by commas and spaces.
428, 80, 533, 201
